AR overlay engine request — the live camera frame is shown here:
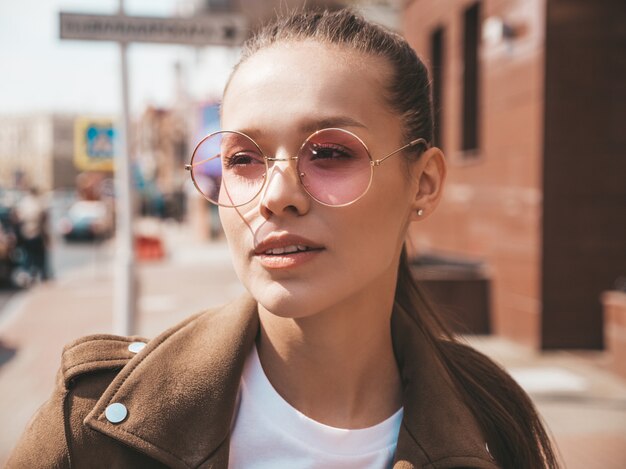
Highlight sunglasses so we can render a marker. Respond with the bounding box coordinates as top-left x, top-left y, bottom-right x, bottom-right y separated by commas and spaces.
185, 127, 428, 208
